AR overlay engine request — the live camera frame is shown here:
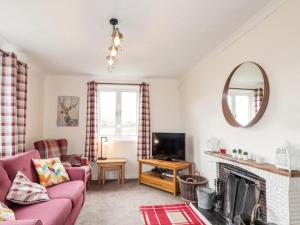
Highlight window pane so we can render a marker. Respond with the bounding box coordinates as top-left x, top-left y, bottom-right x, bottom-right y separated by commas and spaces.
99, 91, 116, 136
227, 95, 233, 111
121, 92, 138, 136
235, 95, 250, 126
